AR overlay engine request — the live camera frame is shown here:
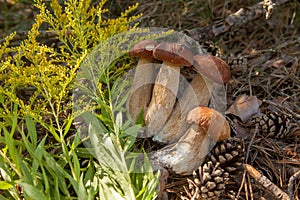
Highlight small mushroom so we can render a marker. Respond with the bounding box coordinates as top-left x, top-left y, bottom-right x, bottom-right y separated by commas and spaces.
127, 40, 157, 121
145, 42, 193, 136
149, 106, 231, 175
154, 54, 230, 143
